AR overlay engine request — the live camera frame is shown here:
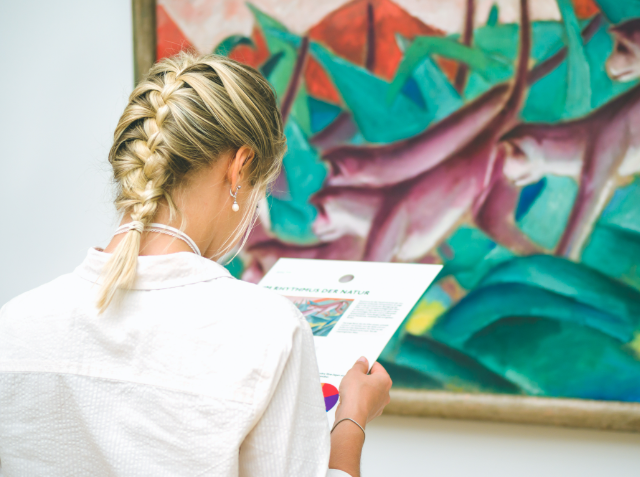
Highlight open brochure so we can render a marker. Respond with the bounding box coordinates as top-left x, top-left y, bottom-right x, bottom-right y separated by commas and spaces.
259, 258, 442, 423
